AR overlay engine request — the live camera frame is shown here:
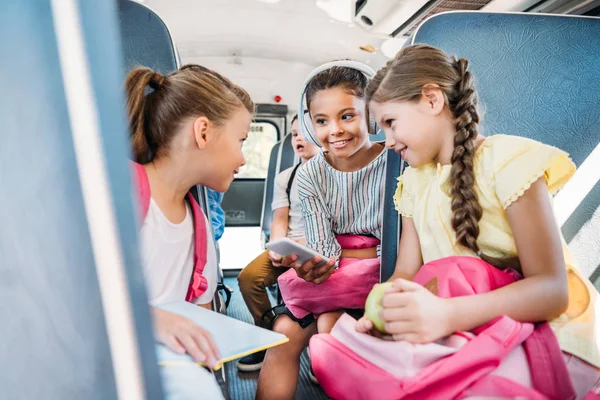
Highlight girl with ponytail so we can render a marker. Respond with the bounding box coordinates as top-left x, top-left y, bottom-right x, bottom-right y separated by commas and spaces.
125, 64, 253, 398
349, 44, 599, 396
